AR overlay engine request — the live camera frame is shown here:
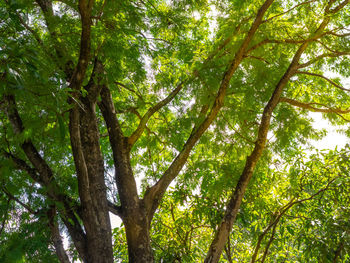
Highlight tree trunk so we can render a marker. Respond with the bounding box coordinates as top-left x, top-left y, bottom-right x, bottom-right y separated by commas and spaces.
79, 102, 114, 263
124, 205, 154, 263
